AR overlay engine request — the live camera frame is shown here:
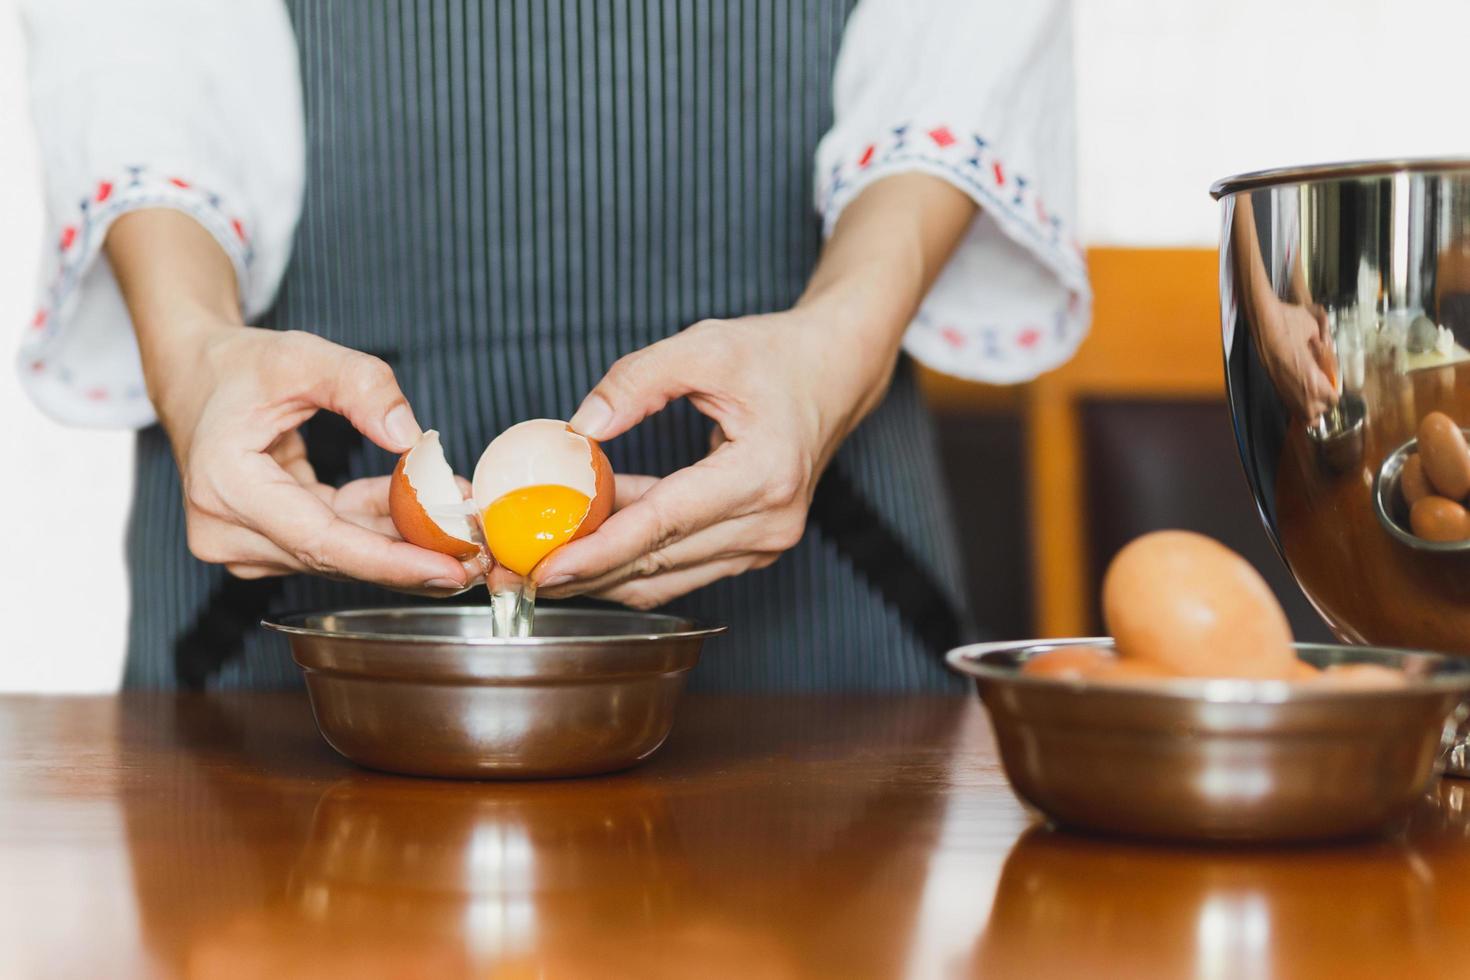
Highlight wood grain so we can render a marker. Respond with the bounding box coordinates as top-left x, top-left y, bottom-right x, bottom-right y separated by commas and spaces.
5, 692, 1470, 978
